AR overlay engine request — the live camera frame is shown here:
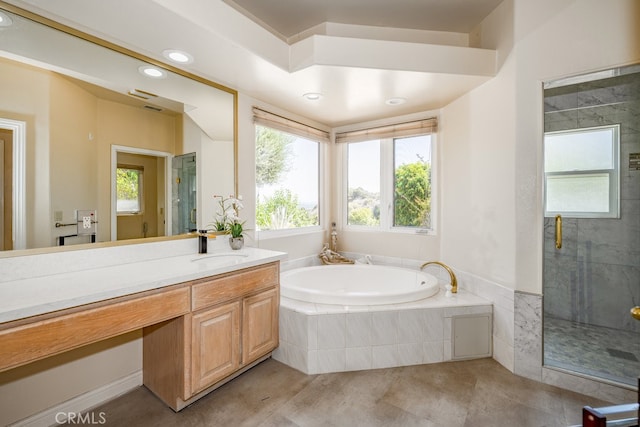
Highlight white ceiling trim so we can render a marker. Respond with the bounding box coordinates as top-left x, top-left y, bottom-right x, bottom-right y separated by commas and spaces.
290, 35, 496, 76
153, 0, 291, 71
154, 0, 496, 78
